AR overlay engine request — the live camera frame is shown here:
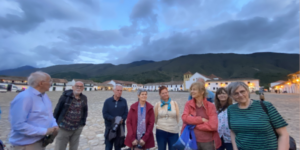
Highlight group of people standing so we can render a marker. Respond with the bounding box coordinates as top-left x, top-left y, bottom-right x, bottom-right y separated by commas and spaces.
7, 71, 290, 150
103, 78, 290, 150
